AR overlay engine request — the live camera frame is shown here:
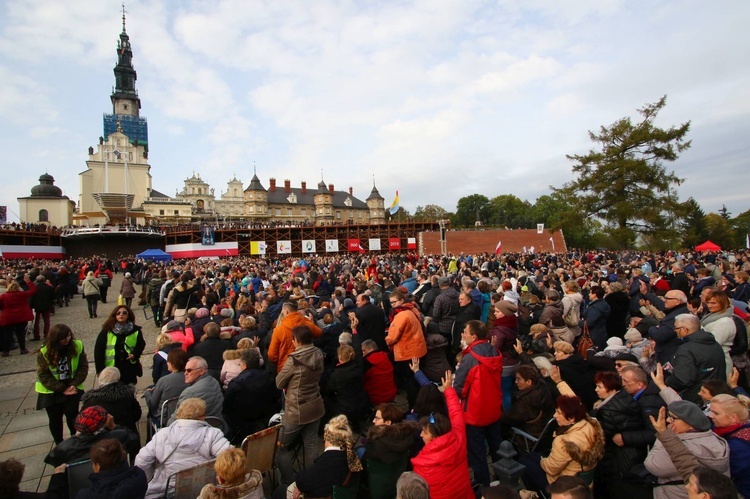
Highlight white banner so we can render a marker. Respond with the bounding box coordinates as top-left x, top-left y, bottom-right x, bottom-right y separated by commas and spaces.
368, 238, 381, 251
302, 240, 316, 254
277, 240, 291, 254
325, 239, 339, 253
537, 223, 544, 234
